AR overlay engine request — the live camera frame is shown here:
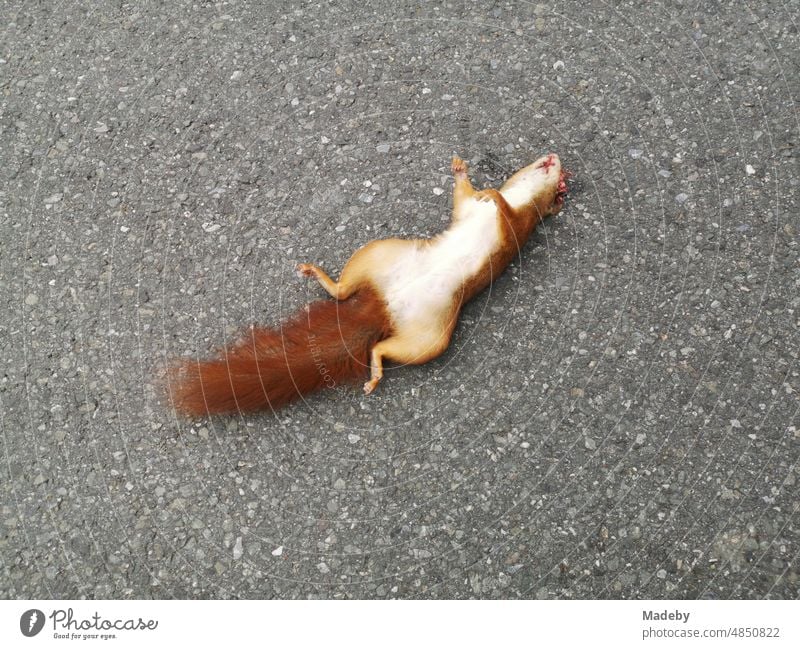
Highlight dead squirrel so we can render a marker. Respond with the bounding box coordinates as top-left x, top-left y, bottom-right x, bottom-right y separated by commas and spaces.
169, 154, 569, 416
